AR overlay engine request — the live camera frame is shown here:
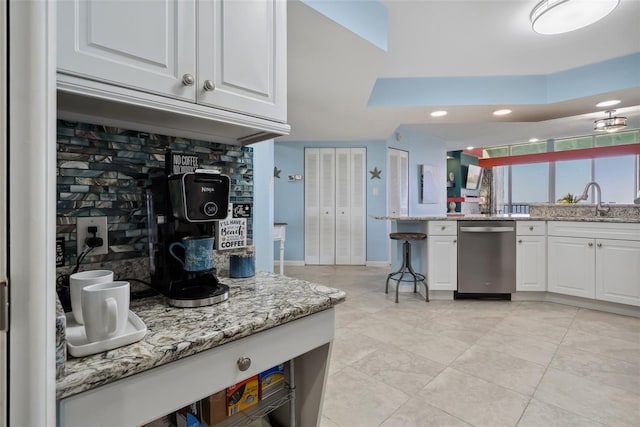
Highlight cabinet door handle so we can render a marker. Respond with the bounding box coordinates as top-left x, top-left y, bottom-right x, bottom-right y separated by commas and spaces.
518, 239, 523, 243
441, 226, 446, 230
597, 243, 603, 248
182, 74, 195, 86
237, 357, 251, 371
588, 242, 594, 247
529, 226, 534, 231
453, 239, 457, 244
203, 79, 216, 91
